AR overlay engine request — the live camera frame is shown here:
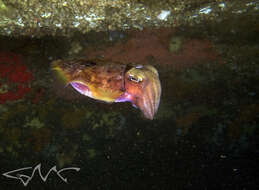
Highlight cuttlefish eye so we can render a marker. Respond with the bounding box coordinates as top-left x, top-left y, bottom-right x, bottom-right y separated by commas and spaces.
129, 74, 142, 83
